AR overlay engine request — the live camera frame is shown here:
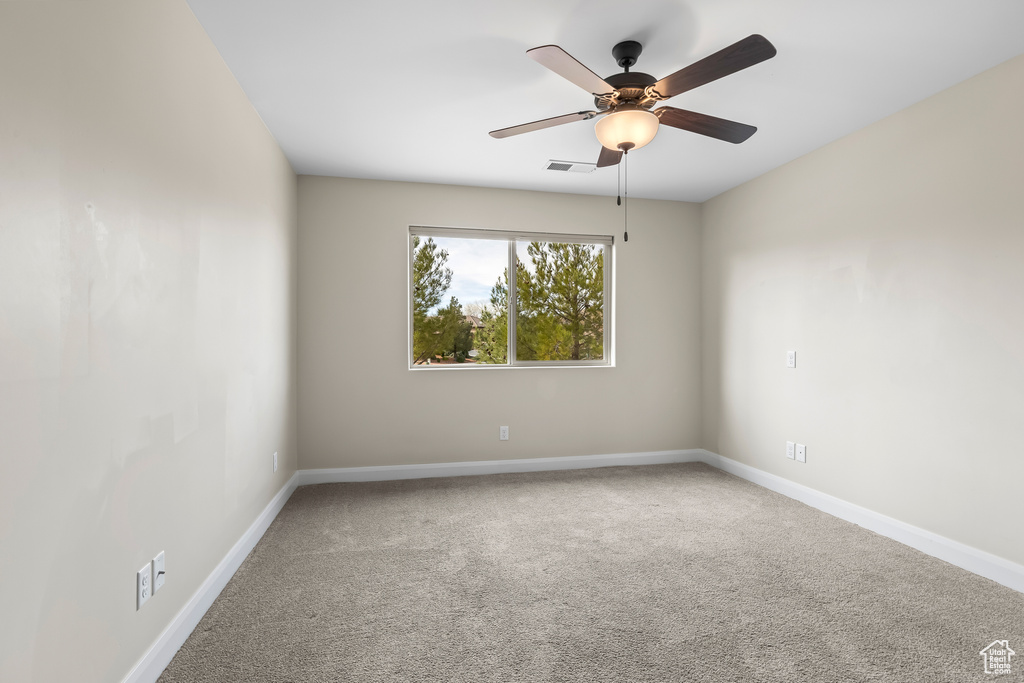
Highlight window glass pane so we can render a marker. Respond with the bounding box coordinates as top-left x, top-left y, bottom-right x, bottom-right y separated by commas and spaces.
411, 234, 508, 366
515, 241, 605, 361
